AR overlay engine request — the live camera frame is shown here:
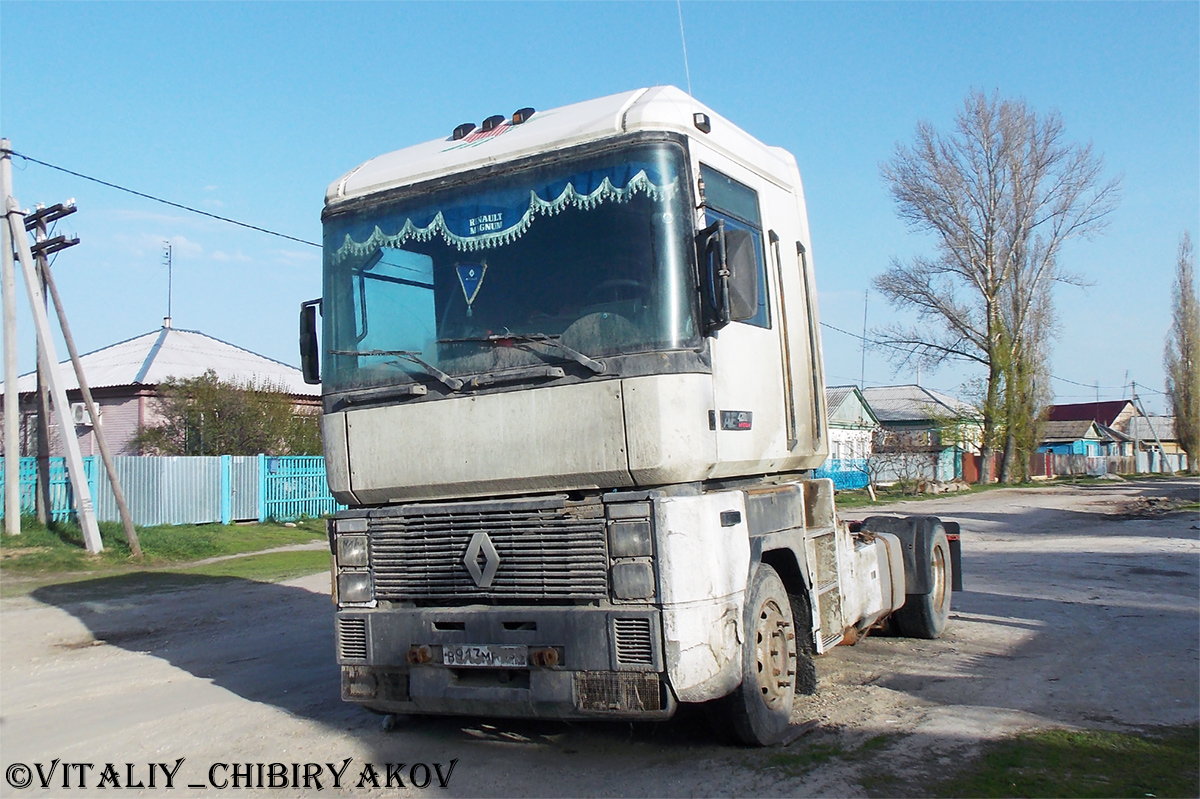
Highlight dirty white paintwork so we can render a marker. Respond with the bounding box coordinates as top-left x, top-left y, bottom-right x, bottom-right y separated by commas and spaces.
654, 492, 750, 701
622, 373, 716, 485
321, 411, 354, 502
345, 380, 633, 503
836, 531, 906, 635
